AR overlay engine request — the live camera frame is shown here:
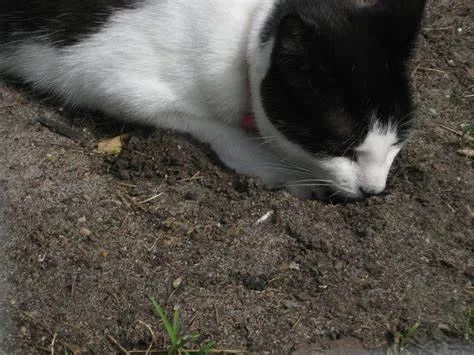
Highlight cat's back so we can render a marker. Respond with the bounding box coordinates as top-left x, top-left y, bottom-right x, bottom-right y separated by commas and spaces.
0, 0, 264, 120
0, 0, 142, 46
